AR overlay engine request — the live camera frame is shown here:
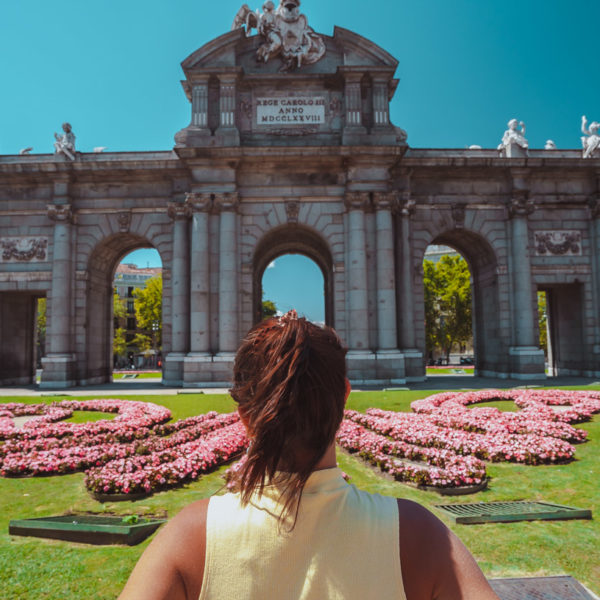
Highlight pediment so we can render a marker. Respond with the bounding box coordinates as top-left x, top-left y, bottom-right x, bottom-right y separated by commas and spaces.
181, 25, 398, 76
